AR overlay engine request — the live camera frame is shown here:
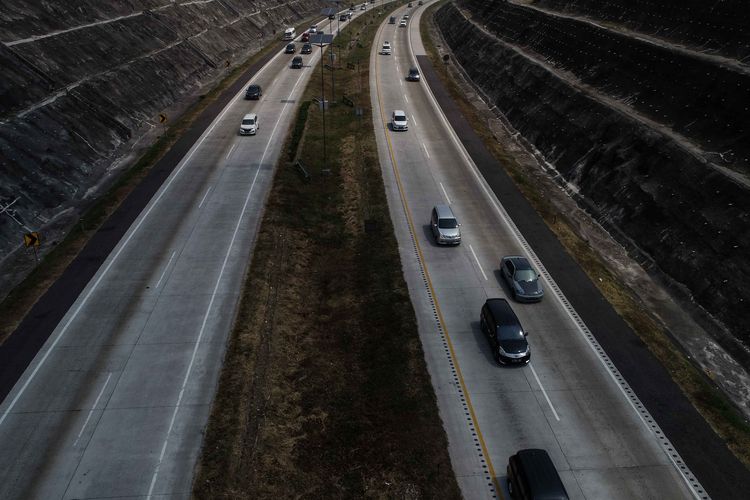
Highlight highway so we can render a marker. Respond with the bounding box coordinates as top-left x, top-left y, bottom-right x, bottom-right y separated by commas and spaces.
0, 10, 363, 498
371, 3, 703, 499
